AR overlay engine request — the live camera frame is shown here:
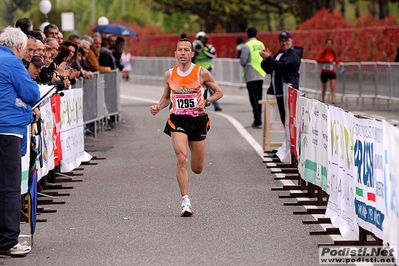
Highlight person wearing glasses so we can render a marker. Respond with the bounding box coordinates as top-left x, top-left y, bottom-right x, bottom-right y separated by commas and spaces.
22, 35, 37, 67
260, 31, 303, 125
